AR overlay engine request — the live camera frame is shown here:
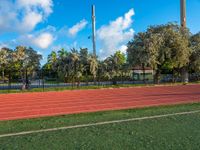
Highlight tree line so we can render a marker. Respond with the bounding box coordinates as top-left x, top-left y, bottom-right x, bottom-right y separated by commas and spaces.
42, 48, 128, 87
0, 23, 200, 88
